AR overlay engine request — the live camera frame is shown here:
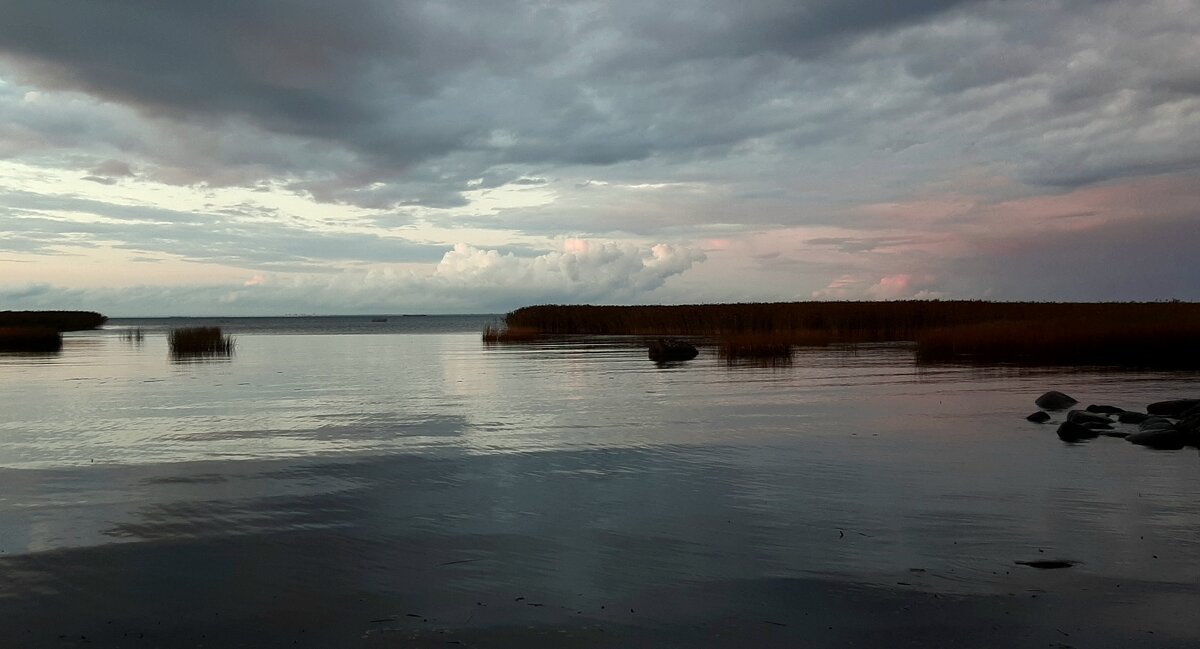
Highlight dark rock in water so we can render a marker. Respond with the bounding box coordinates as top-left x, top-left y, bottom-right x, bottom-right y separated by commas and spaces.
1117, 411, 1150, 424
1026, 411, 1051, 423
1139, 417, 1175, 432
1182, 403, 1200, 419
1067, 410, 1111, 425
1175, 417, 1200, 446
648, 339, 699, 362
1080, 421, 1114, 430
1015, 560, 1077, 569
1057, 421, 1098, 442
1176, 415, 1200, 433
1099, 430, 1130, 438
1085, 404, 1125, 414
1036, 391, 1078, 410
1146, 399, 1200, 418
1127, 428, 1187, 450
